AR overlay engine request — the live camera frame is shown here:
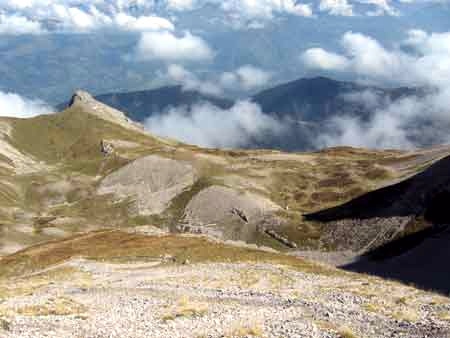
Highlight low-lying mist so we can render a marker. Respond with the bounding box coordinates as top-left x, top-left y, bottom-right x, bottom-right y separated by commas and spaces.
316, 88, 450, 150
0, 91, 53, 119
144, 100, 286, 149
